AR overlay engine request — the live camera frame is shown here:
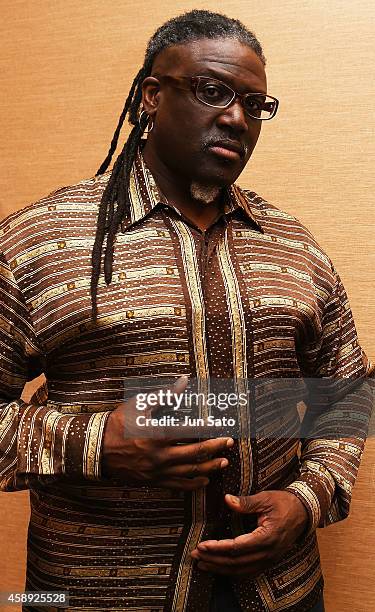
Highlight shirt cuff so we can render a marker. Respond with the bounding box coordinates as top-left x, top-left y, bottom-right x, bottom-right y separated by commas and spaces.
285, 462, 335, 533
16, 401, 111, 481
